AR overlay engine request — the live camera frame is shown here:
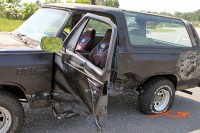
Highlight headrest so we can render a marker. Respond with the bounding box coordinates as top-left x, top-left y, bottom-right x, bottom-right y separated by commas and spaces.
82, 28, 95, 38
